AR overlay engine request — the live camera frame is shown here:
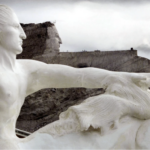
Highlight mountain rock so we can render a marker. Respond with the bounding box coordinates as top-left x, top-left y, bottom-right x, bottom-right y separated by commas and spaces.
16, 22, 150, 133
